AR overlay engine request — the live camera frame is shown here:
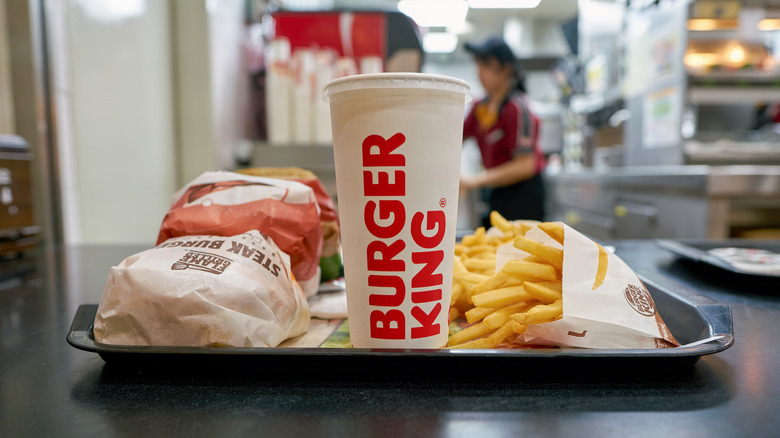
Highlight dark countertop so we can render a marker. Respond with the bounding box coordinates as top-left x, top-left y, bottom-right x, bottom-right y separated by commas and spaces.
1, 241, 779, 437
